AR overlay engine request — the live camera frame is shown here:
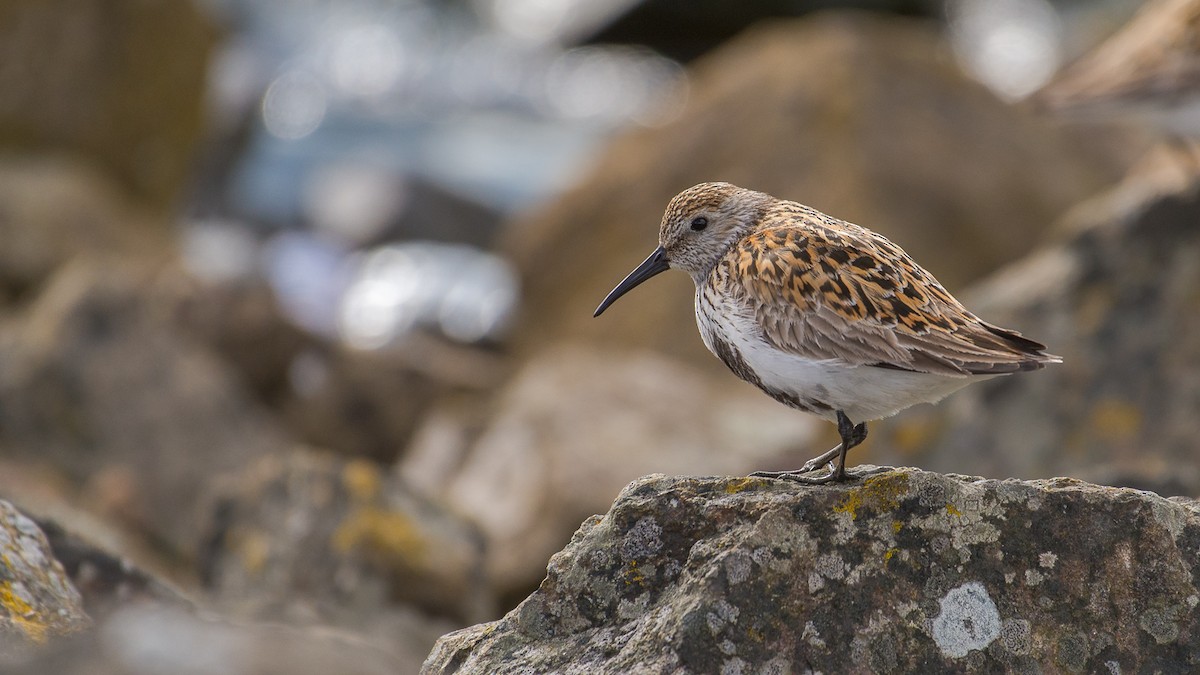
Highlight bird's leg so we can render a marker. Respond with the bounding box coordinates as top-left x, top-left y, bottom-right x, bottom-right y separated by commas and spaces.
795, 415, 868, 473
798, 445, 842, 474
750, 411, 868, 483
